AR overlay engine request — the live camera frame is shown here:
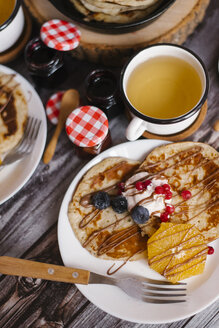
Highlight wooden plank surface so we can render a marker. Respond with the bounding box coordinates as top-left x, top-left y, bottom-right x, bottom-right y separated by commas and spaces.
0, 0, 219, 327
